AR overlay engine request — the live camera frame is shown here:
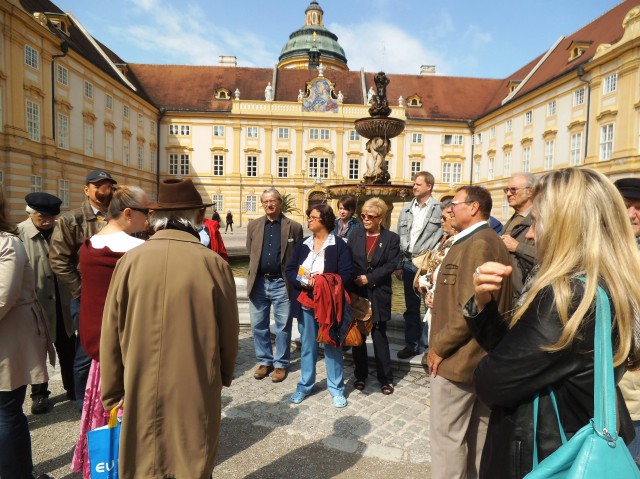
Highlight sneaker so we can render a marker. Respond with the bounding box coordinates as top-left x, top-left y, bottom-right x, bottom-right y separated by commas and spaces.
332, 395, 348, 408
31, 396, 50, 415
397, 347, 419, 359
253, 364, 274, 380
271, 368, 287, 383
